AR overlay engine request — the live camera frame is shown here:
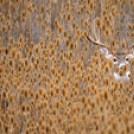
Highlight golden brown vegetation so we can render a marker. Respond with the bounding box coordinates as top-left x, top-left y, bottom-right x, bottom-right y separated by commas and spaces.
0, 0, 134, 134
